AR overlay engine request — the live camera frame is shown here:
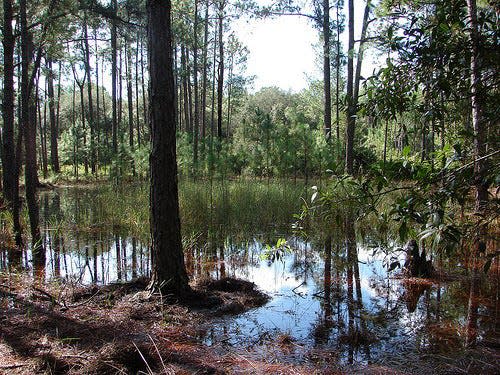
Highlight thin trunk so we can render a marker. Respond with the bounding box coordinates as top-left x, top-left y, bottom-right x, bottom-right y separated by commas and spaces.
346, 0, 371, 174
126, 42, 134, 149
201, 0, 210, 140
118, 47, 123, 144
335, 1, 341, 147
72, 81, 78, 179
216, 1, 225, 141
186, 47, 194, 136
140, 34, 147, 138
226, 54, 233, 136
135, 32, 141, 146
175, 45, 182, 131
126, 41, 135, 176
466, 0, 488, 348
95, 32, 100, 175
111, 0, 118, 153
193, 0, 200, 173
83, 14, 96, 174
383, 119, 388, 164
46, 58, 60, 173
323, 0, 332, 141
345, 0, 355, 174
181, 45, 191, 133
38, 81, 48, 179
